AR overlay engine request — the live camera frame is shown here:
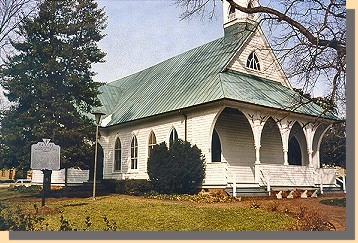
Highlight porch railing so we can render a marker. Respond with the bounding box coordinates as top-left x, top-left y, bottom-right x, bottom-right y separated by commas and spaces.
255, 164, 315, 187
202, 163, 255, 188
203, 163, 344, 192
